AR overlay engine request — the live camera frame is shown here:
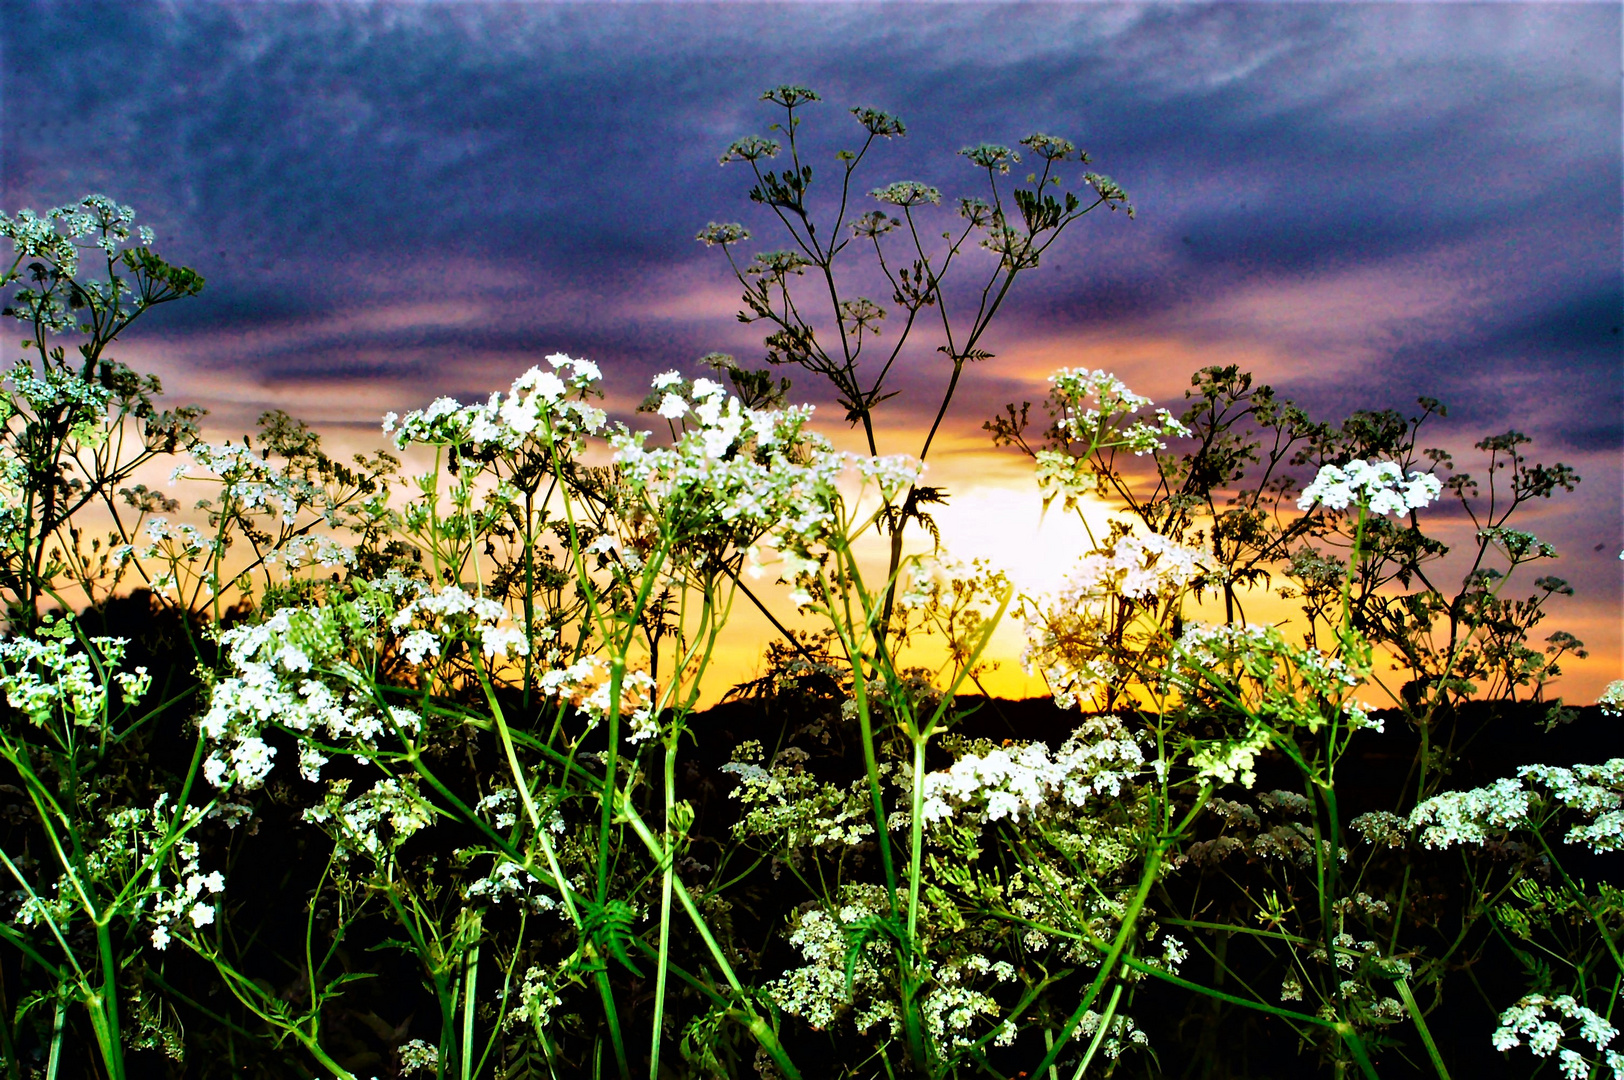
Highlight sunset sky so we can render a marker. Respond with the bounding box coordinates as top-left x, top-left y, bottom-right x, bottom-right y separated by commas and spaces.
3, 1, 1619, 699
